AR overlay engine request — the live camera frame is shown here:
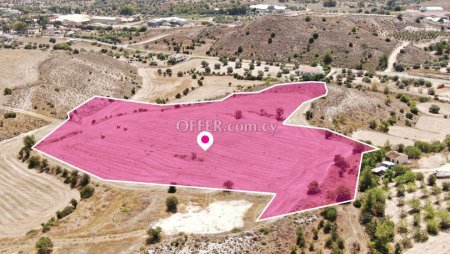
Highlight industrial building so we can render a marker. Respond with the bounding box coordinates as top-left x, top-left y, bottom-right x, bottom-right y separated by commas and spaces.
148, 17, 187, 27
